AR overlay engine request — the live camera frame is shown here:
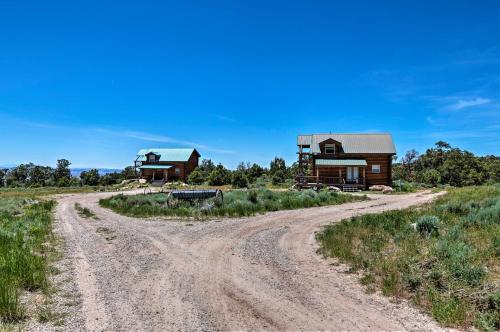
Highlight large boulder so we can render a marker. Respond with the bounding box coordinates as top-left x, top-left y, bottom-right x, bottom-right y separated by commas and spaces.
369, 185, 394, 194
369, 185, 386, 191
138, 179, 147, 184
382, 187, 394, 194
327, 186, 341, 192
